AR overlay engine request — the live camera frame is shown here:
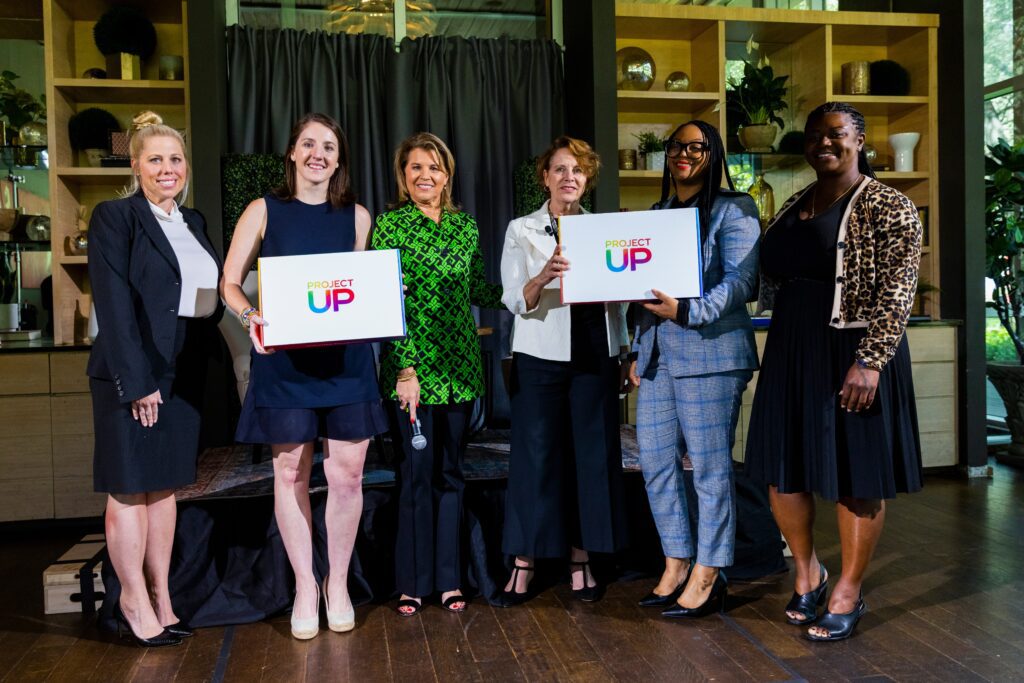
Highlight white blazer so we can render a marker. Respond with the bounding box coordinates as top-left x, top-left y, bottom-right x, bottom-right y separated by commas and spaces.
500, 201, 629, 362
